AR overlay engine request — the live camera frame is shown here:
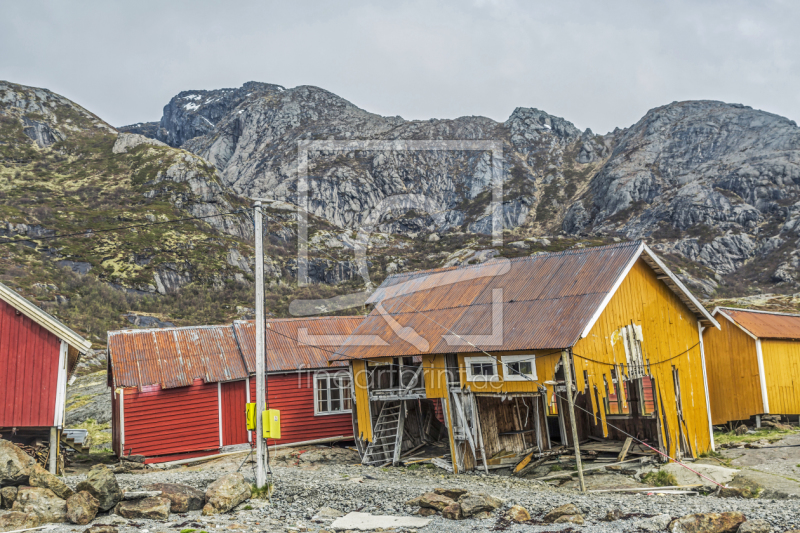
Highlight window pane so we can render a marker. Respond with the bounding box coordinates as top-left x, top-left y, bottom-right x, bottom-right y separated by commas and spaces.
317, 377, 329, 413
330, 387, 341, 411
471, 362, 495, 376
509, 361, 532, 376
